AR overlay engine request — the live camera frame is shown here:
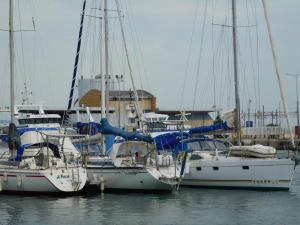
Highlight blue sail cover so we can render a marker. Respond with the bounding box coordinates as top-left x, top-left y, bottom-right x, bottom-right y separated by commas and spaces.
1, 127, 59, 144
154, 122, 231, 151
154, 132, 191, 151
99, 118, 153, 143
0, 135, 8, 143
15, 144, 31, 161
17, 127, 59, 135
188, 122, 230, 135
